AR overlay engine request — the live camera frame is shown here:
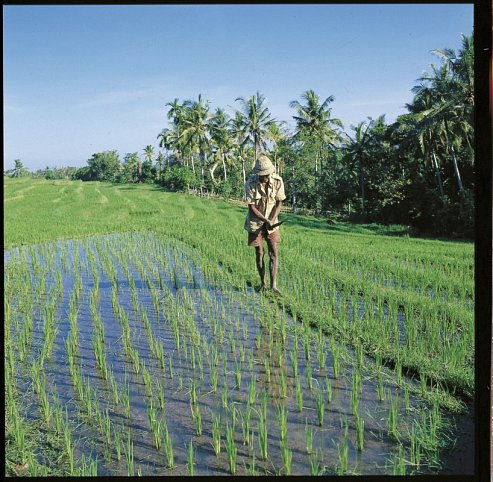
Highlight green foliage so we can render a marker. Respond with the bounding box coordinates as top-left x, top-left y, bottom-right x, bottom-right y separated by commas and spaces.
84, 151, 121, 182
161, 164, 201, 191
